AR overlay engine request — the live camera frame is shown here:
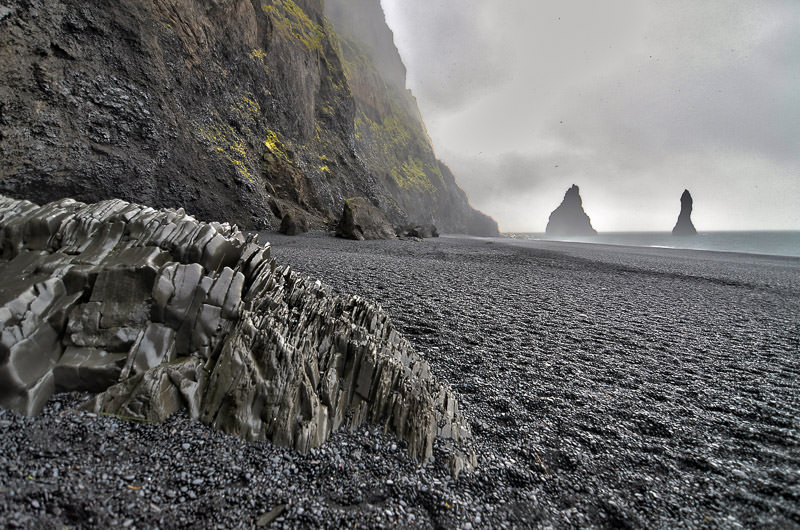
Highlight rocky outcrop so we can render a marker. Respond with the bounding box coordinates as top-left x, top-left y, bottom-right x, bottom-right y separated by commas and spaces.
0, 0, 495, 235
0, 195, 475, 476
545, 185, 598, 237
672, 190, 698, 236
335, 197, 396, 240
